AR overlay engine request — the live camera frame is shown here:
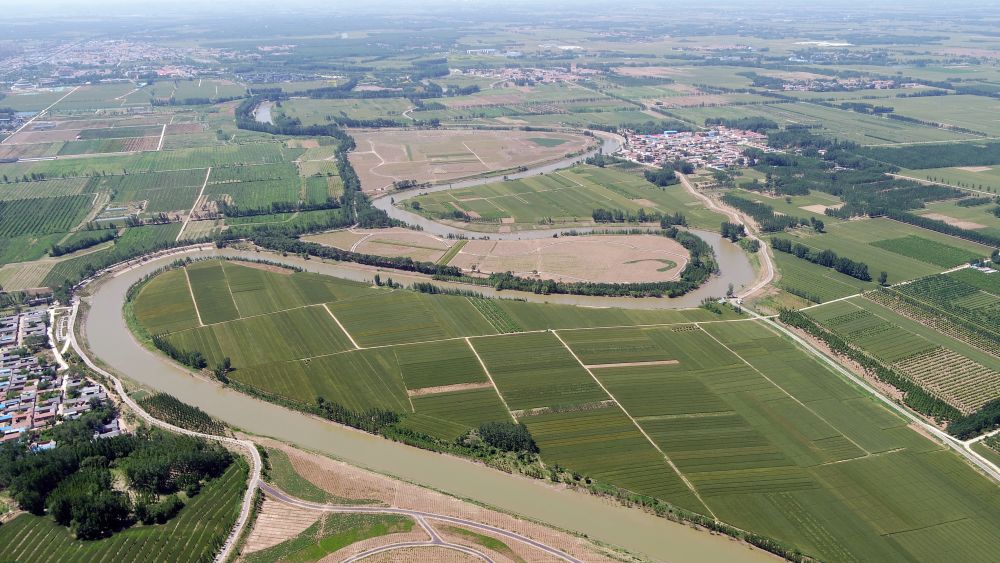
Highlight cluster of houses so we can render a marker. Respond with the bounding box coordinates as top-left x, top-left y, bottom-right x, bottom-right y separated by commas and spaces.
781, 77, 918, 92
454, 65, 598, 85
0, 308, 111, 447
618, 126, 771, 170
